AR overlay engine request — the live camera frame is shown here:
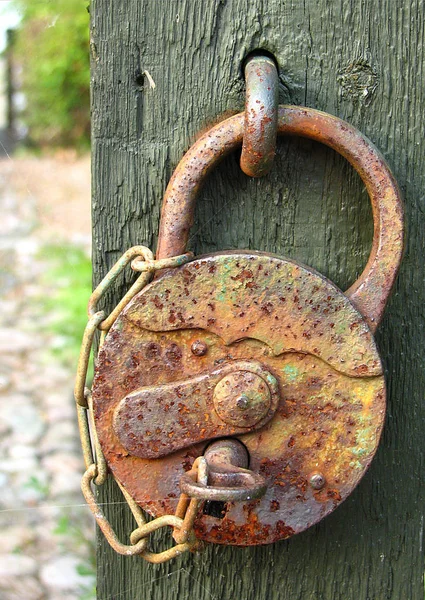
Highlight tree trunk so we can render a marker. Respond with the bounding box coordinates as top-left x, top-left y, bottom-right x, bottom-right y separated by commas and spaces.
91, 1, 424, 598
